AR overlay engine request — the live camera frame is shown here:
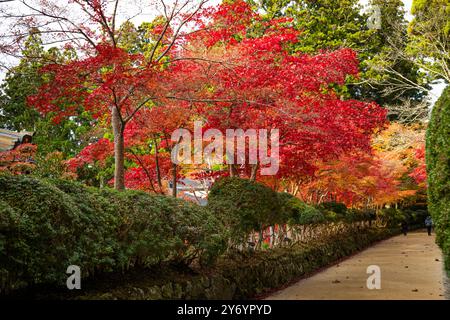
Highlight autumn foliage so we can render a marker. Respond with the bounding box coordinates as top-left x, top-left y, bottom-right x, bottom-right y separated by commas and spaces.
16, 1, 427, 210
0, 144, 37, 175
294, 123, 427, 208
25, 1, 388, 196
